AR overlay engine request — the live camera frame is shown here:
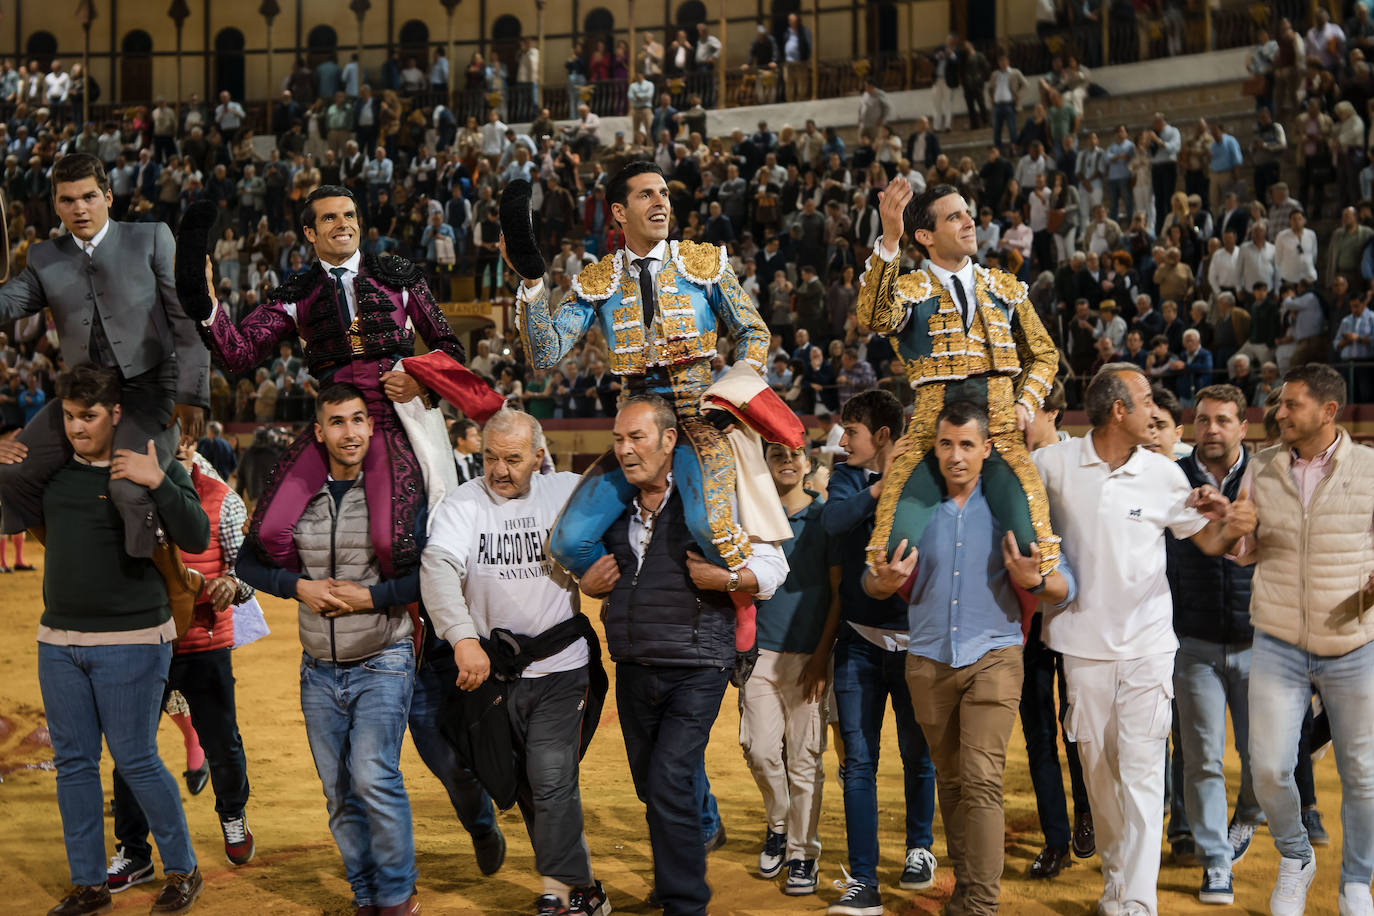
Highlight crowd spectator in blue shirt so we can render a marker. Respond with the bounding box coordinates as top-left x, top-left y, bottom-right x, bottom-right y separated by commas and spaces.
1334, 293, 1374, 402
1106, 124, 1136, 224
18, 373, 44, 423
1208, 122, 1244, 213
